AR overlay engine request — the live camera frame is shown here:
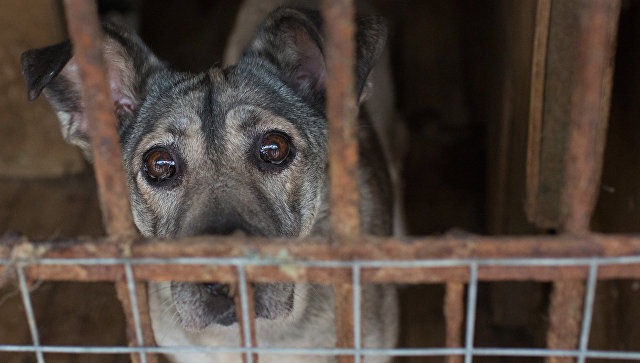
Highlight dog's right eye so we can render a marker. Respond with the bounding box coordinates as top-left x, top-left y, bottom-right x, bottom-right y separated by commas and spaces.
143, 147, 177, 183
